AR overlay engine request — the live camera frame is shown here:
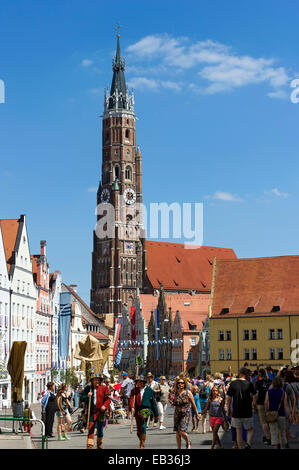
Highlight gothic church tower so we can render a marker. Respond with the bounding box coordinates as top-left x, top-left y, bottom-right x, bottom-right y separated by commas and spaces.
91, 35, 147, 318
